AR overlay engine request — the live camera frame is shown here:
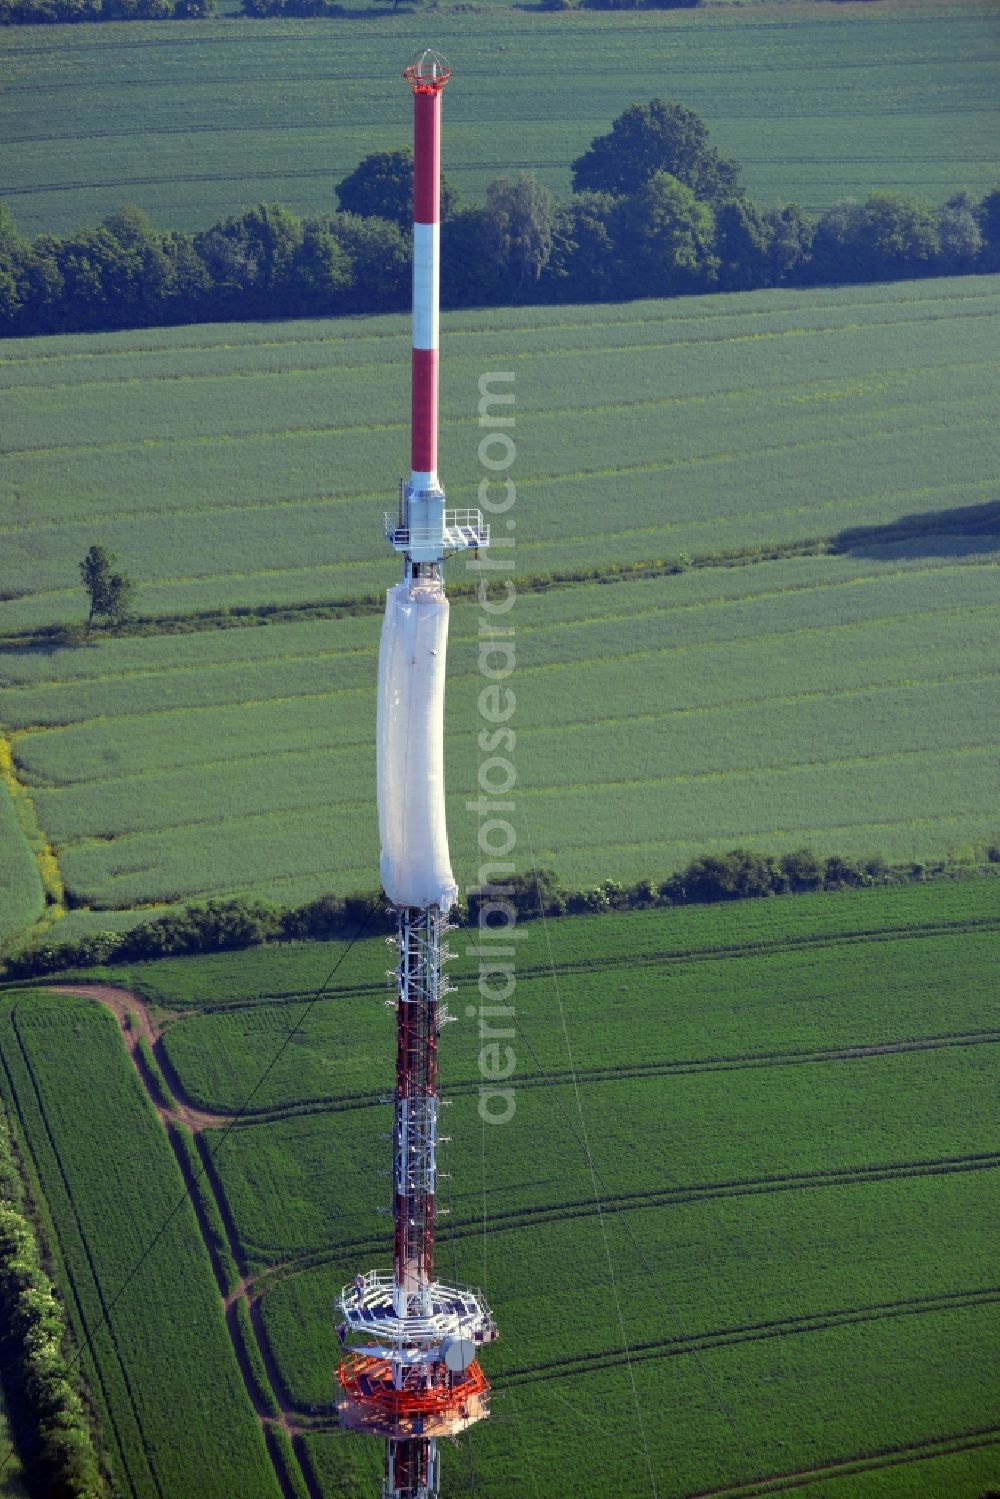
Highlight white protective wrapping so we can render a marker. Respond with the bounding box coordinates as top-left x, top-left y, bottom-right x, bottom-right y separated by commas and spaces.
377, 581, 457, 911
